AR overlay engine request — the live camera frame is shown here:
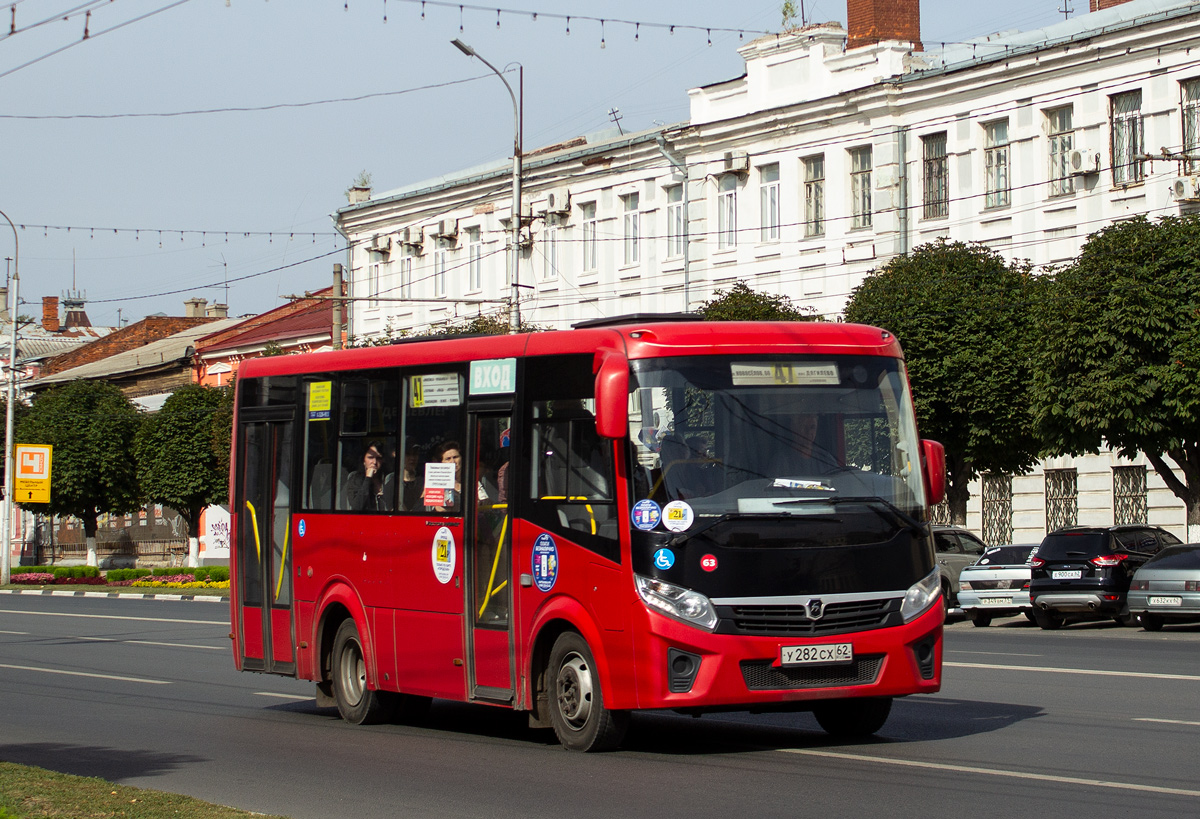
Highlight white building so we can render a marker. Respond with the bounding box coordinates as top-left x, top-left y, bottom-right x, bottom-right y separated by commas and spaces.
335, 0, 1200, 542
